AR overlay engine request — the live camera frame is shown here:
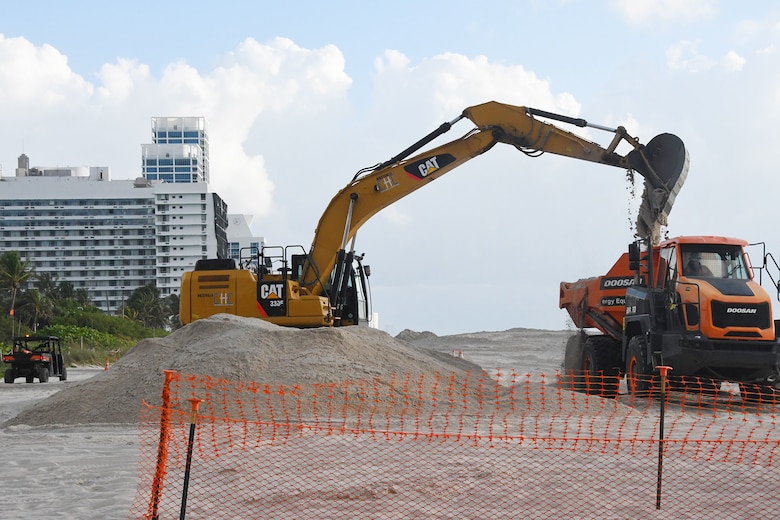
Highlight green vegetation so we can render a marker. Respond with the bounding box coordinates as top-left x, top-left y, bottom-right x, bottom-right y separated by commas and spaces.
0, 251, 179, 366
